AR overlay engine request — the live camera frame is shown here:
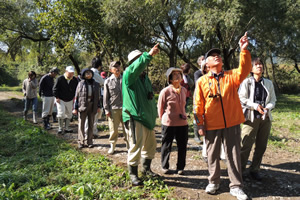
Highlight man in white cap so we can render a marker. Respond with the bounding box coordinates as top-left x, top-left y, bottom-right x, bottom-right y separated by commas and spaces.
122, 43, 159, 186
53, 66, 78, 134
